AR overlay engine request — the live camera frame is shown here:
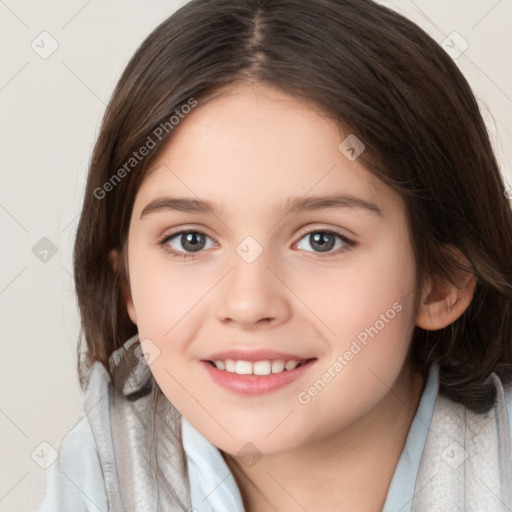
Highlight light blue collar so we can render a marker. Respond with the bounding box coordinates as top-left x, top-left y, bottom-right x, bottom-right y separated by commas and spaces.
182, 416, 246, 511
382, 363, 439, 511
